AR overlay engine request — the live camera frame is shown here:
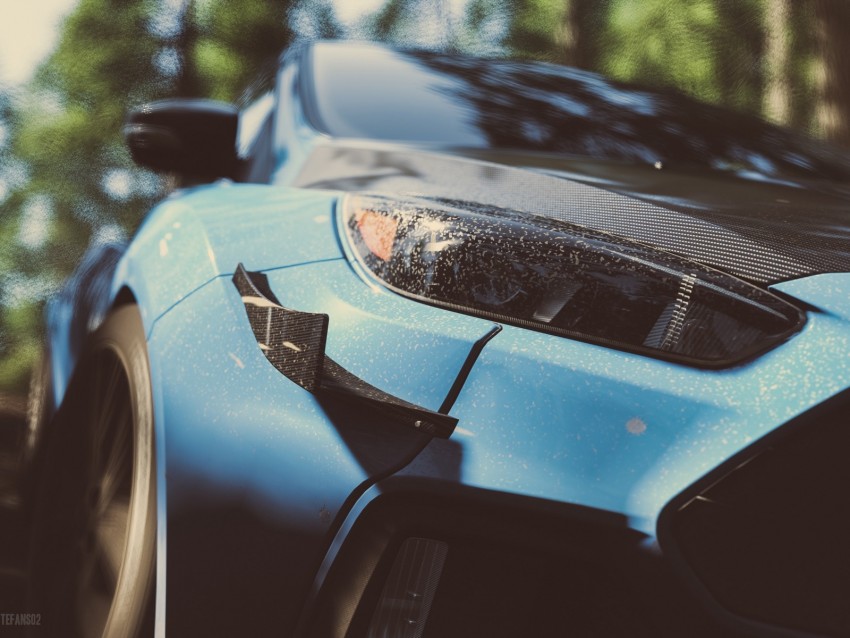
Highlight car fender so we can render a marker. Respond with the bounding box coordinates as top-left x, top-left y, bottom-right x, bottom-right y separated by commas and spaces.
47, 183, 342, 409
145, 260, 497, 635
113, 182, 343, 336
